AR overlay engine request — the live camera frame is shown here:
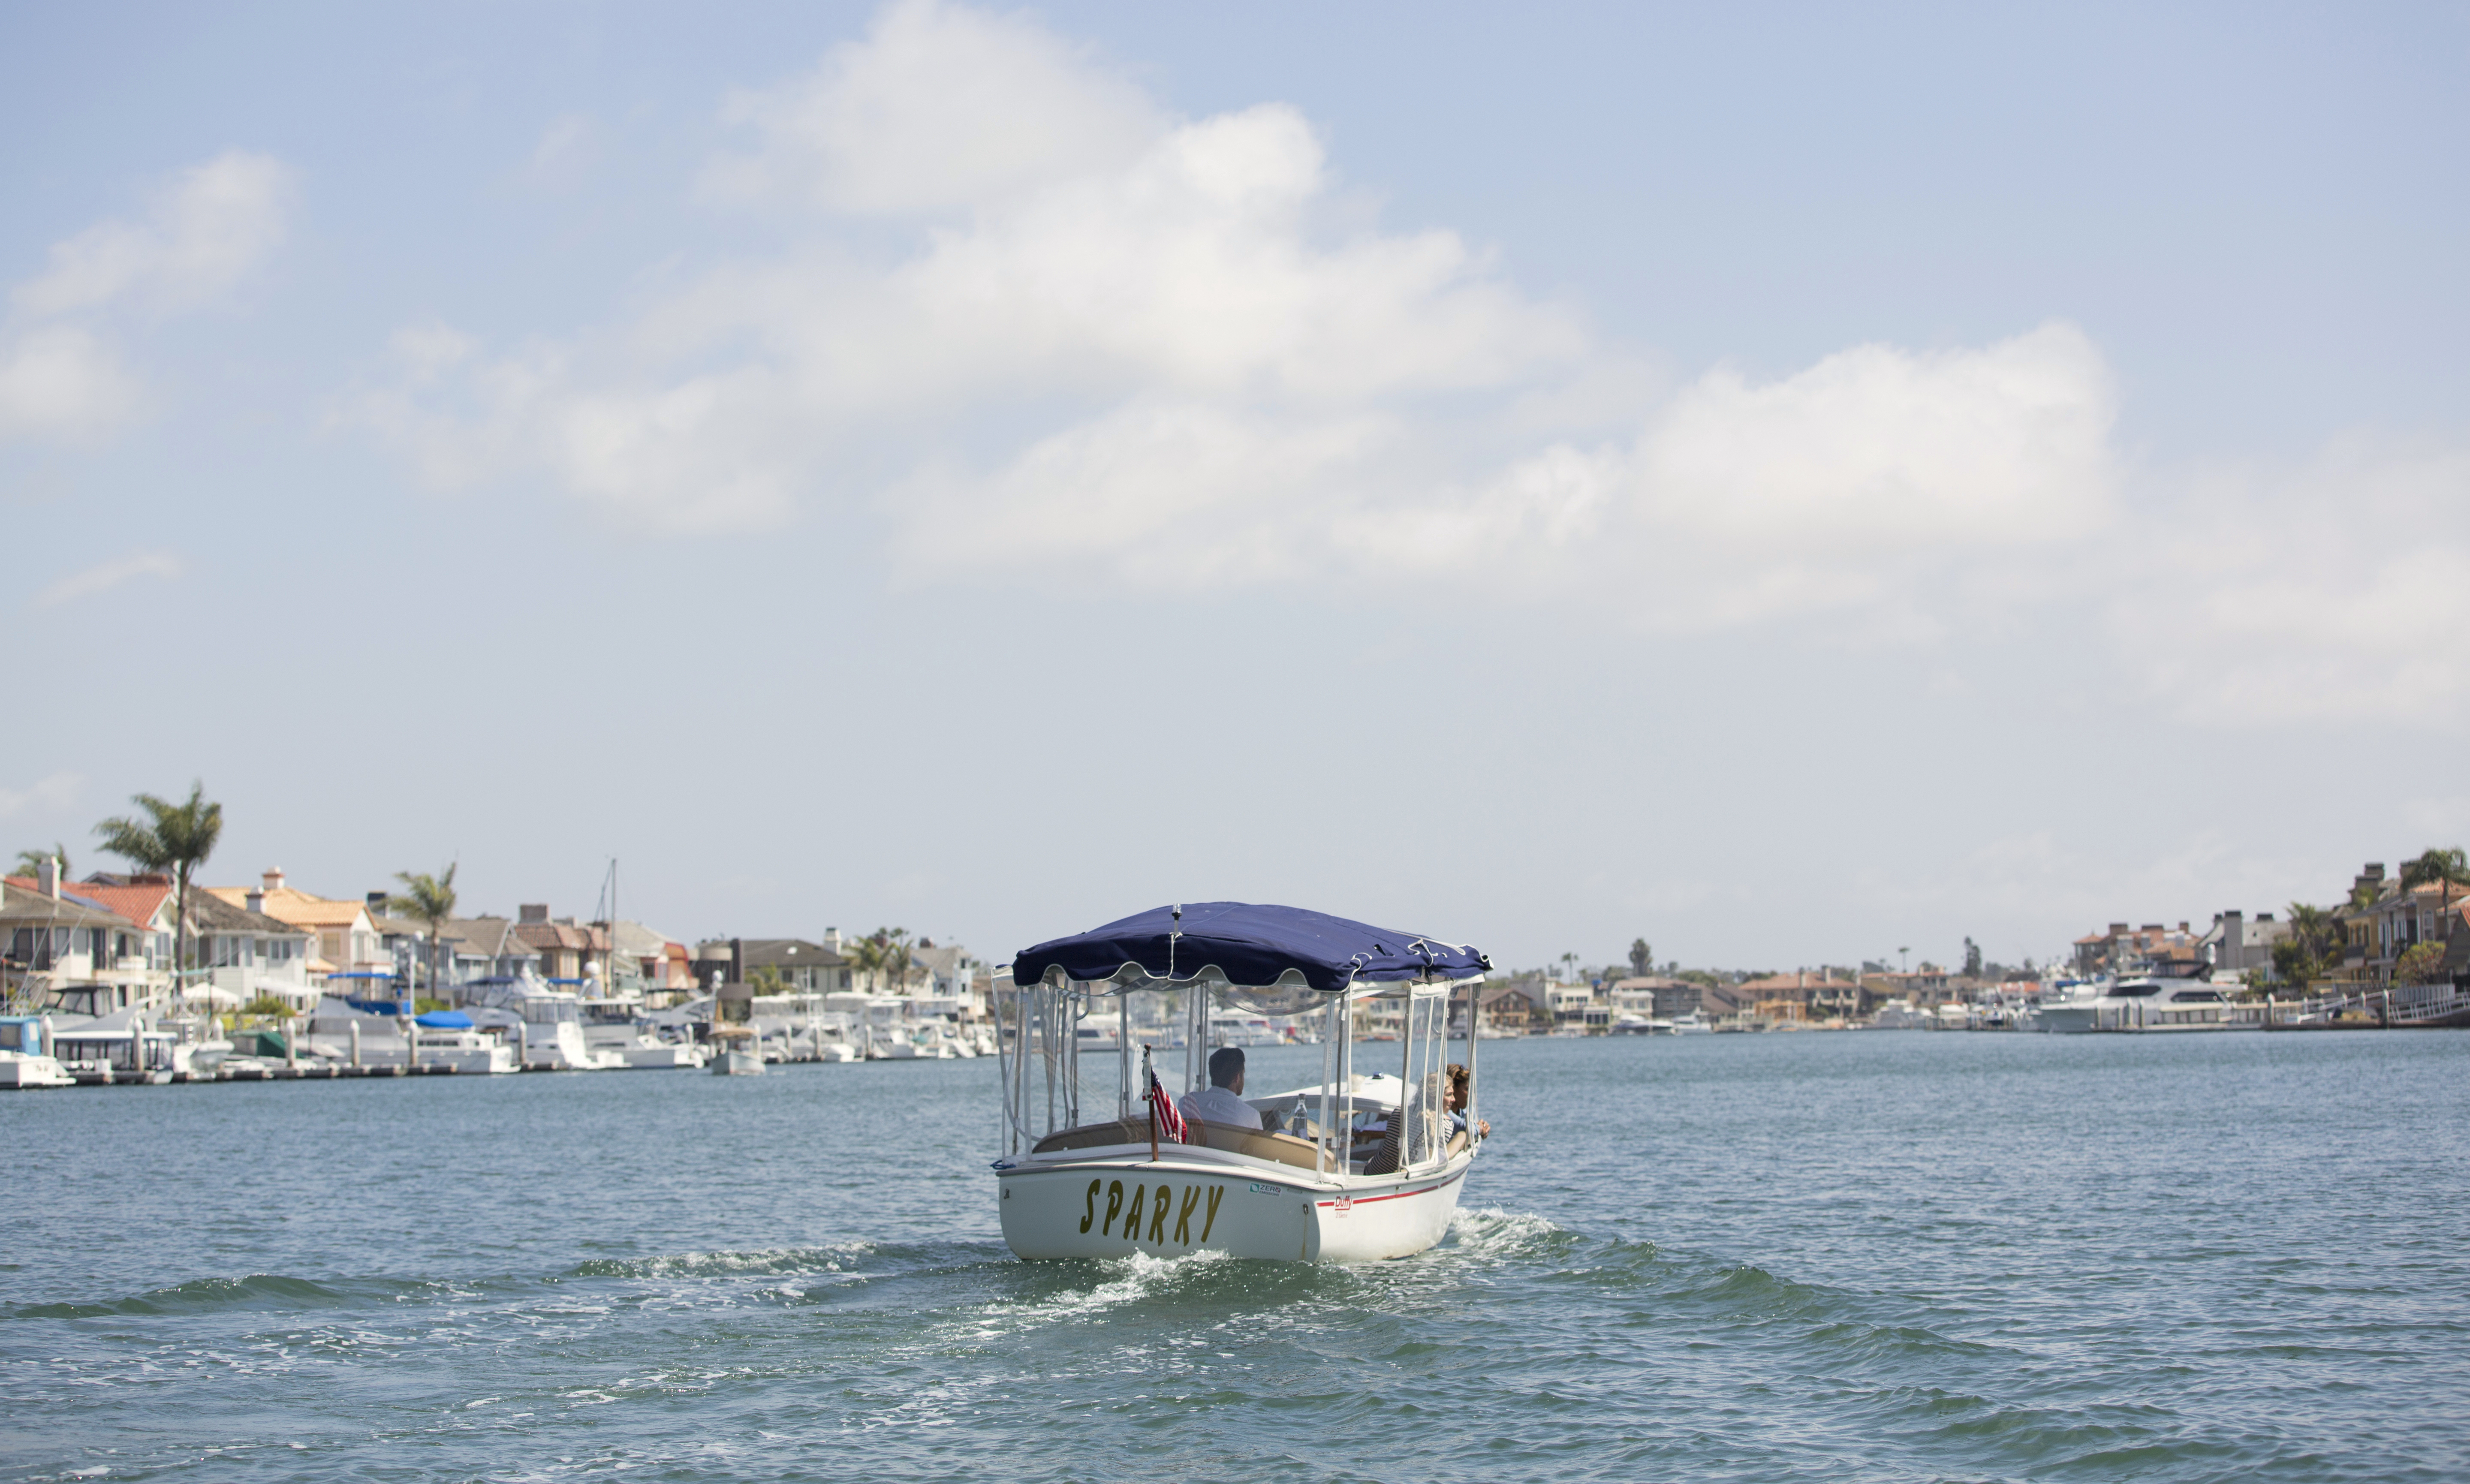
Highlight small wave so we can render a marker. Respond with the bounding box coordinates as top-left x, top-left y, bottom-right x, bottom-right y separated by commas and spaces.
1447, 1206, 1573, 1256
566, 1239, 989, 1282
955, 1246, 1243, 1342
12, 1273, 354, 1320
